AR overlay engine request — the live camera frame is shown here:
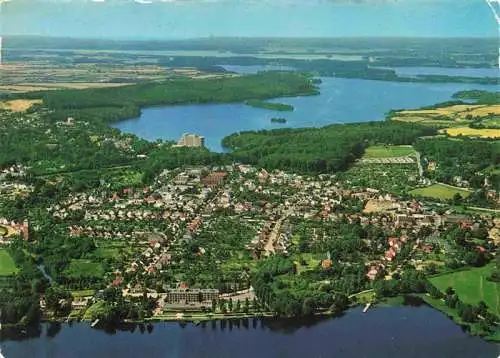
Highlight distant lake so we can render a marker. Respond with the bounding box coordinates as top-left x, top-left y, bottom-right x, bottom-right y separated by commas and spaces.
113, 69, 497, 151
384, 66, 499, 79
2, 306, 498, 358
221, 64, 295, 74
